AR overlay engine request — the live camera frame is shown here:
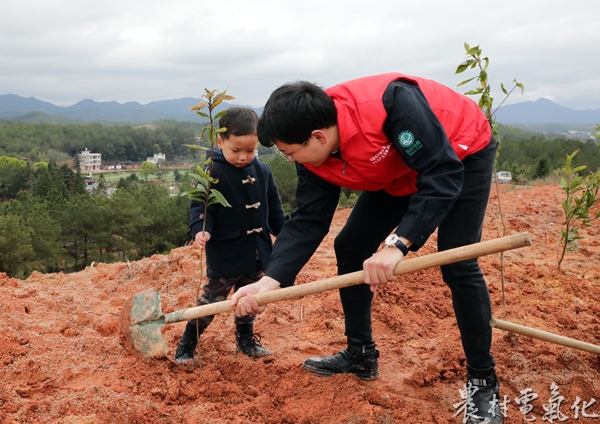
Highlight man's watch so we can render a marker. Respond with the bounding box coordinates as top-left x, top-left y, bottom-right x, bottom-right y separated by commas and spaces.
385, 234, 409, 256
